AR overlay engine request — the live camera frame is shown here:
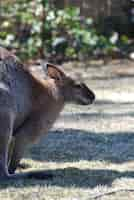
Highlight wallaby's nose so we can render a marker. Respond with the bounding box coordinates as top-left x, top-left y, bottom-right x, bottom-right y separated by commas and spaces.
88, 89, 95, 104
90, 91, 95, 103
81, 83, 95, 103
